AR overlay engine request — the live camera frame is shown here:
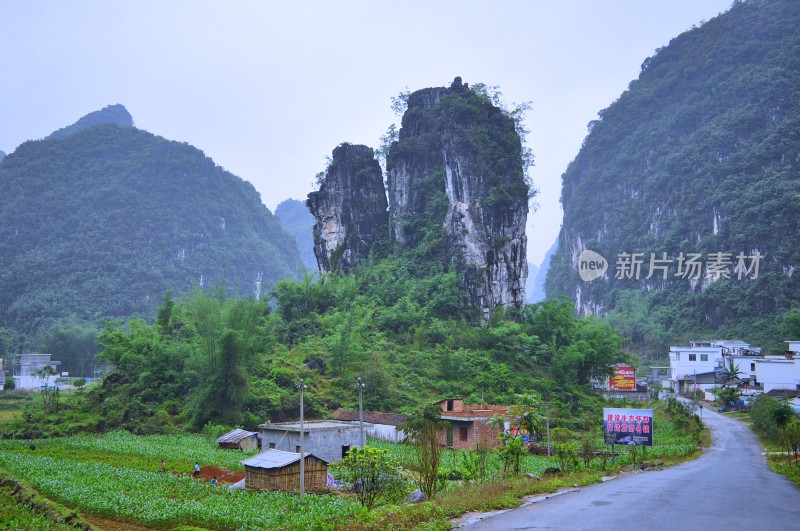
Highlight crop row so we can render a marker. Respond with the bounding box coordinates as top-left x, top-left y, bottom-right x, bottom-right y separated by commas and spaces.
0, 451, 366, 530
0, 431, 254, 472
